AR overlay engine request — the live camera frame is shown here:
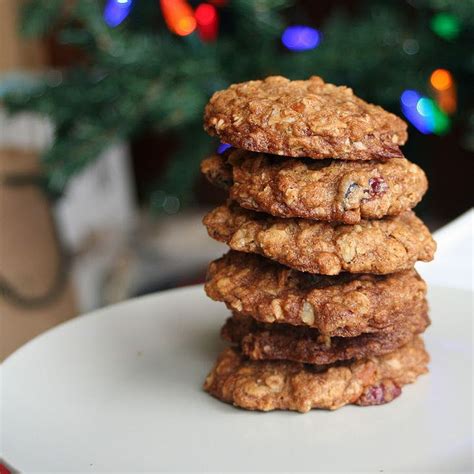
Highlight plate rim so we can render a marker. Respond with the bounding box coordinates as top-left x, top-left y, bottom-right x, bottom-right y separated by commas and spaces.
1, 283, 472, 472
1, 283, 204, 367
